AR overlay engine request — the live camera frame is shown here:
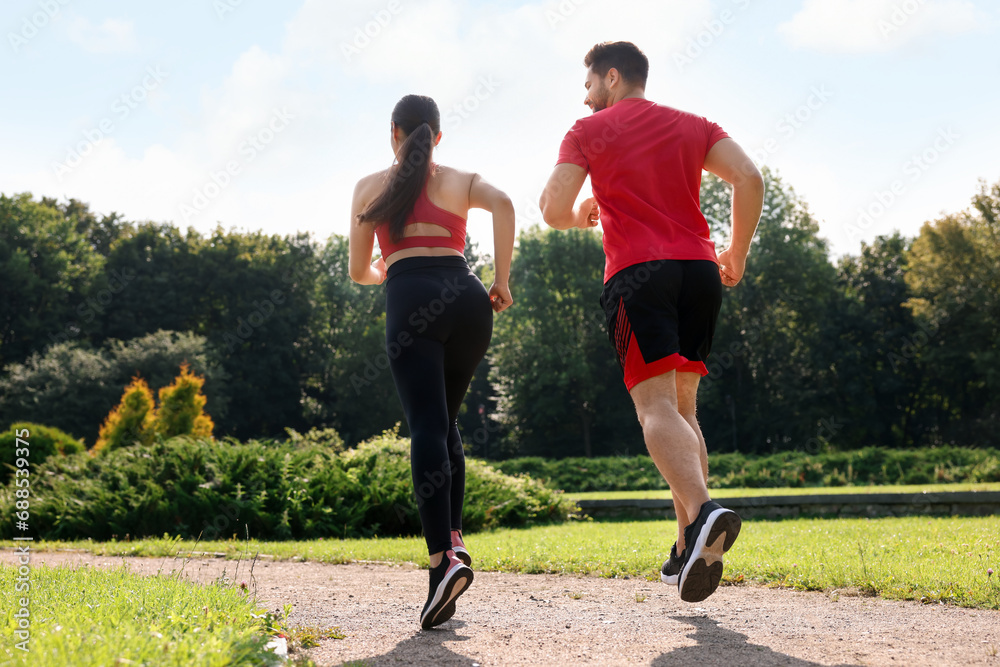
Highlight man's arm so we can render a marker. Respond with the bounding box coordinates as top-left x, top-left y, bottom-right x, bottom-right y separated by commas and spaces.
704, 138, 765, 287
539, 163, 600, 230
